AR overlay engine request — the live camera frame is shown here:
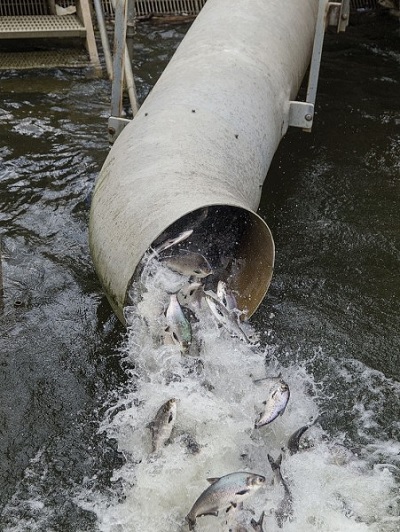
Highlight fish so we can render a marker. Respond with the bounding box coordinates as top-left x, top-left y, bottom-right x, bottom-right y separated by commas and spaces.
204, 290, 251, 343
147, 398, 177, 453
216, 280, 238, 313
177, 281, 203, 310
160, 250, 212, 278
164, 293, 192, 354
286, 415, 321, 454
152, 229, 193, 256
186, 471, 266, 530
250, 511, 266, 531
287, 425, 311, 455
267, 454, 293, 527
142, 230, 194, 274
254, 378, 290, 428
